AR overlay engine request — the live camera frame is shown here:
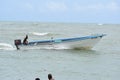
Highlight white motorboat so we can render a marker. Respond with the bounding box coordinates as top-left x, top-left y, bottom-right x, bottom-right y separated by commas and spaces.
14, 34, 106, 50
